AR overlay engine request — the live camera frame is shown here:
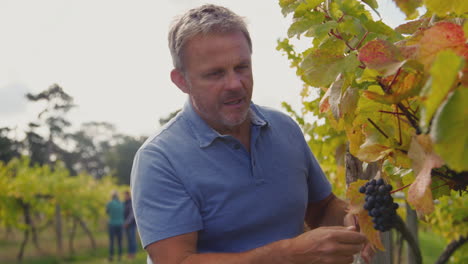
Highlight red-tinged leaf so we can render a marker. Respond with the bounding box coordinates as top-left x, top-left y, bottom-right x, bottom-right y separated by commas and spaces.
407, 135, 444, 215
418, 22, 468, 71
319, 94, 330, 113
398, 45, 419, 60
346, 180, 384, 251
395, 18, 429, 35
358, 39, 404, 76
